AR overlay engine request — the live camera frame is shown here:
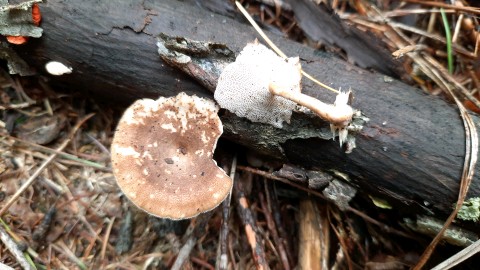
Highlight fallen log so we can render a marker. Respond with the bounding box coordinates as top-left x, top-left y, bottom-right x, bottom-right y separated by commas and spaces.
15, 0, 480, 230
